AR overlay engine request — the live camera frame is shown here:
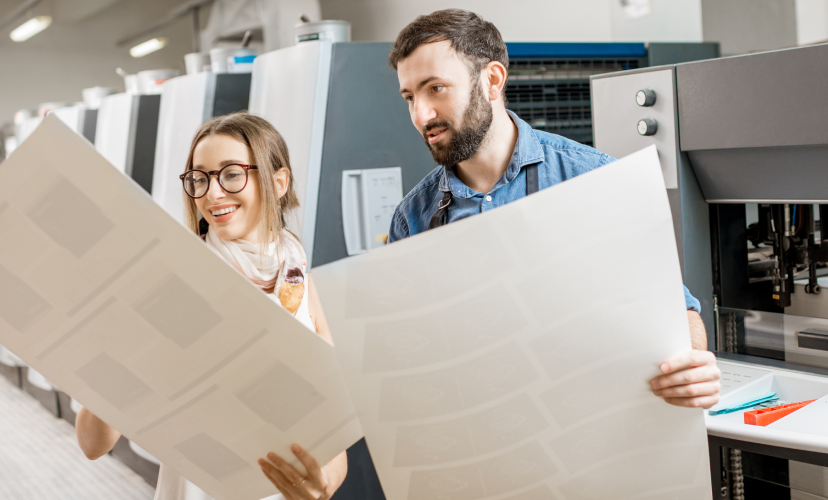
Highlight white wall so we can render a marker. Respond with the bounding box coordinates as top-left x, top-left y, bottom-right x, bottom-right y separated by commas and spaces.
796, 0, 828, 44
320, 0, 818, 56
319, 0, 614, 42
0, 0, 206, 125
702, 0, 797, 55
610, 0, 703, 42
